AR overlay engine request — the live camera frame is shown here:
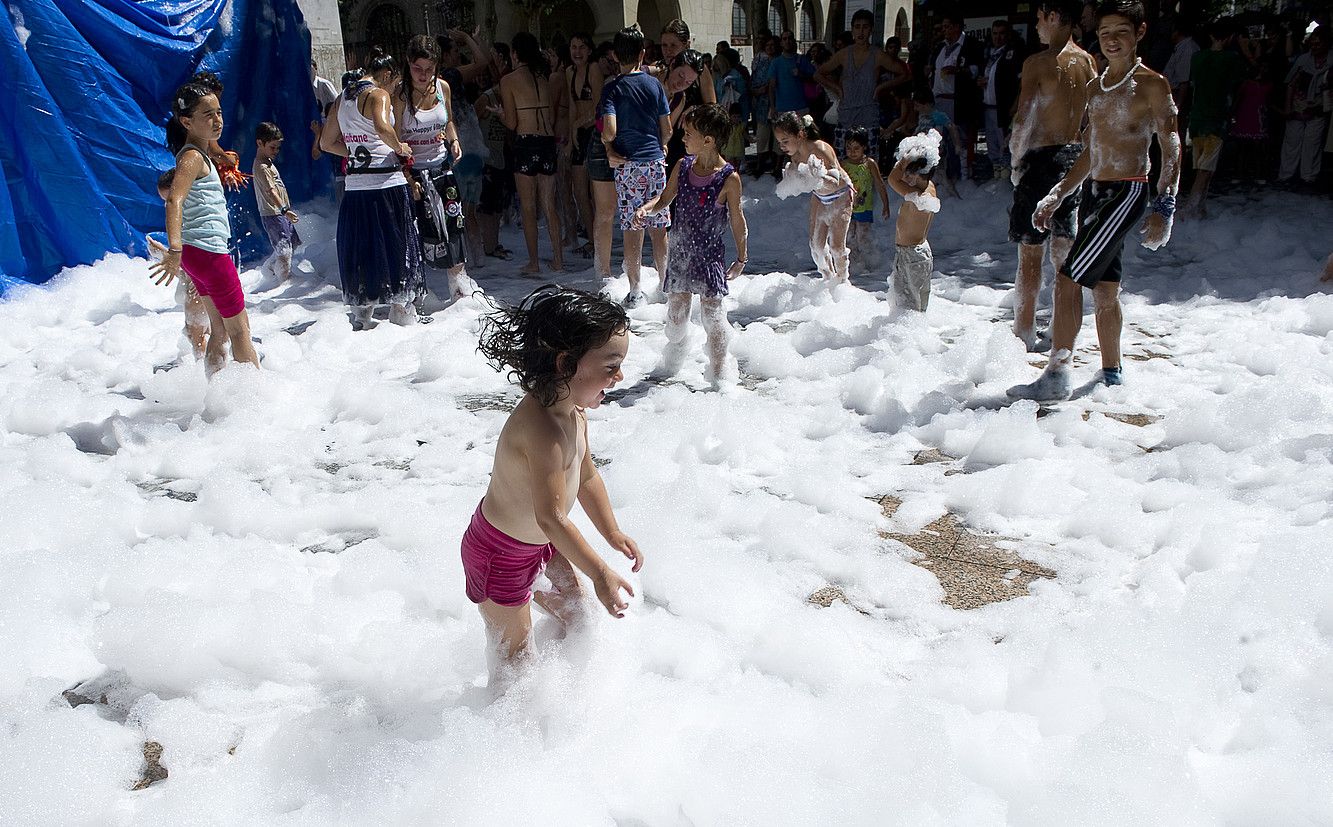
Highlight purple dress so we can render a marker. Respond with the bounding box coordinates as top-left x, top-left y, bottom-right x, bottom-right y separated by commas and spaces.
663, 155, 734, 298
